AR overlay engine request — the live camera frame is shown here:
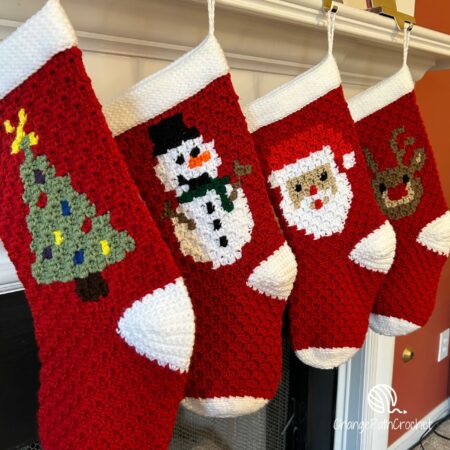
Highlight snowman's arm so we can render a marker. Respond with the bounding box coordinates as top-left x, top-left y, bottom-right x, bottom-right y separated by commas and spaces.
161, 201, 196, 230
230, 159, 252, 202
234, 160, 252, 177
230, 160, 253, 203
230, 181, 240, 202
